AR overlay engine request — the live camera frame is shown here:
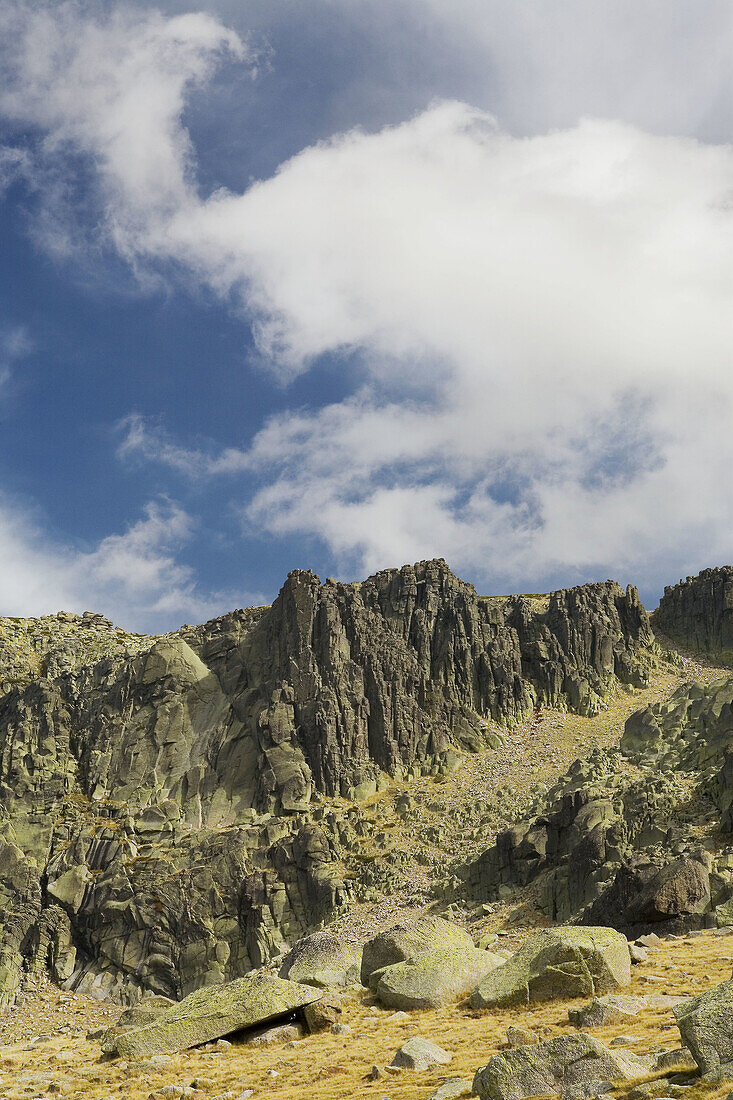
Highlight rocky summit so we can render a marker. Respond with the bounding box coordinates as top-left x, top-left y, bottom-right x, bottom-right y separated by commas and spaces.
7, 561, 733, 1100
